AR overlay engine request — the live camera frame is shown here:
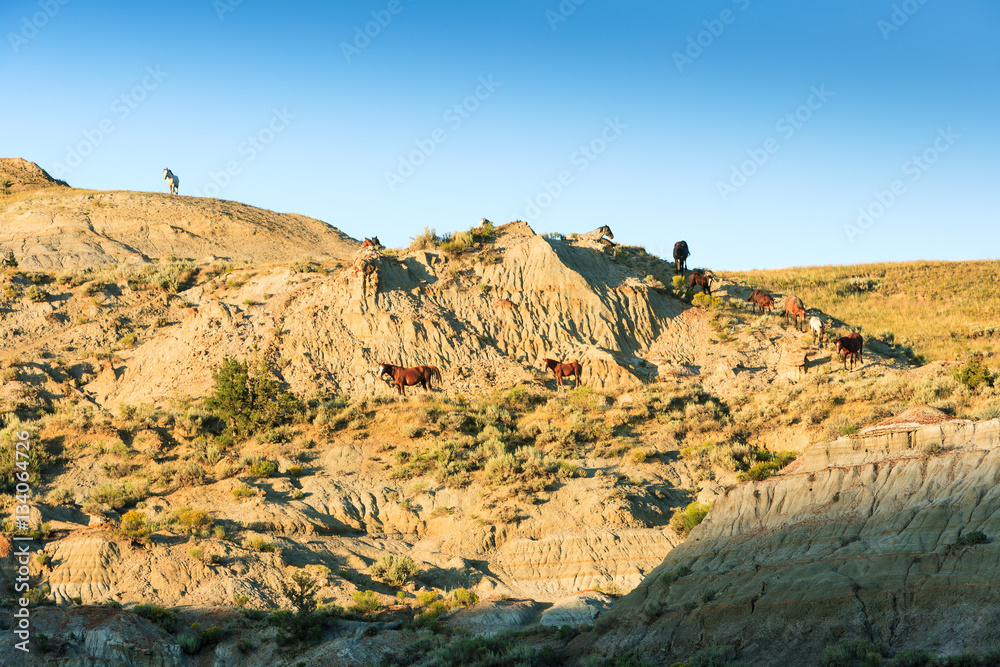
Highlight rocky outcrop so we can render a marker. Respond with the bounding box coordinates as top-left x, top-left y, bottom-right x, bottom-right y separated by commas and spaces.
584, 419, 1000, 665
0, 157, 68, 193
540, 591, 614, 626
